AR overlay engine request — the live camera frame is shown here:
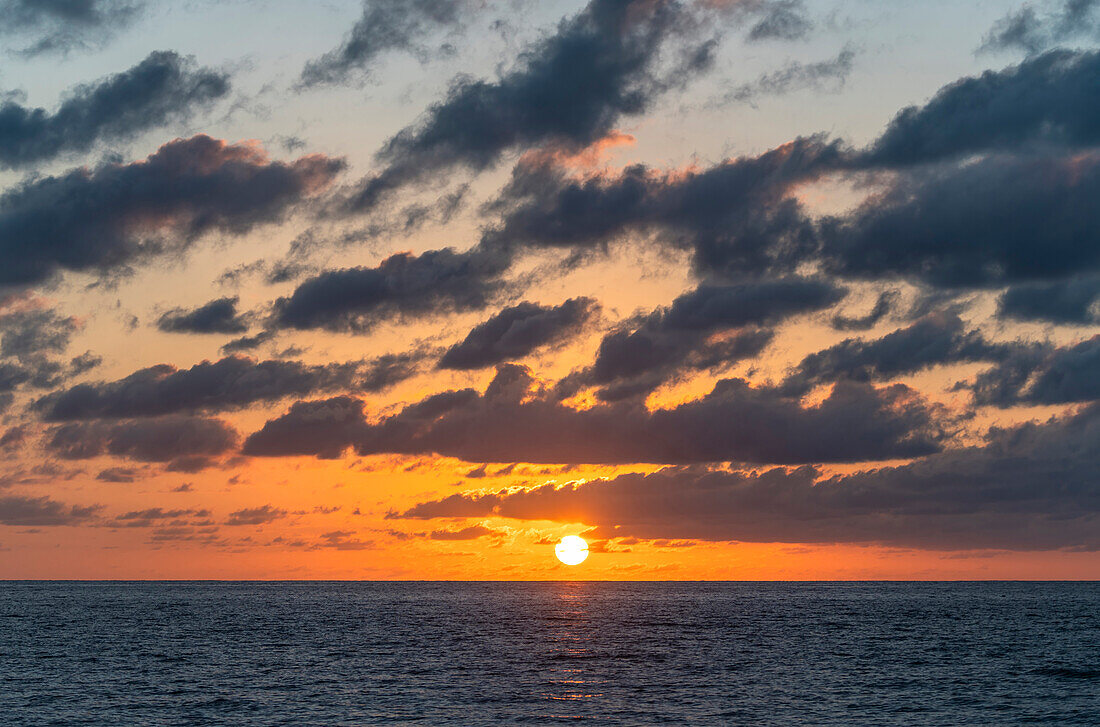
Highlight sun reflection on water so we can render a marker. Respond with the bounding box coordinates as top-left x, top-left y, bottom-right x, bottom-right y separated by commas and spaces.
538, 583, 606, 718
